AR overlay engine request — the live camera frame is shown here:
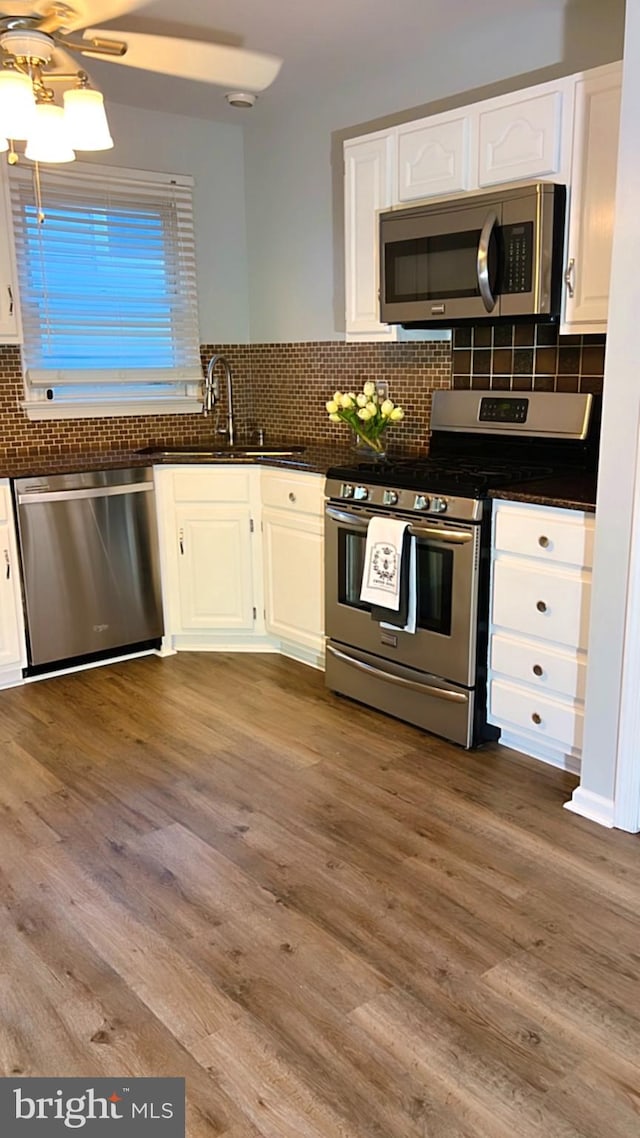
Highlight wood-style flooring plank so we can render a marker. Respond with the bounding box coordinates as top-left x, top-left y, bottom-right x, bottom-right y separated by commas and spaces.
0, 651, 639, 1137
